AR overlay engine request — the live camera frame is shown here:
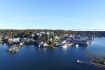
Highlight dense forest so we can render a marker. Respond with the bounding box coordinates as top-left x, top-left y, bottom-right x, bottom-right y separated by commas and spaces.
0, 29, 105, 38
